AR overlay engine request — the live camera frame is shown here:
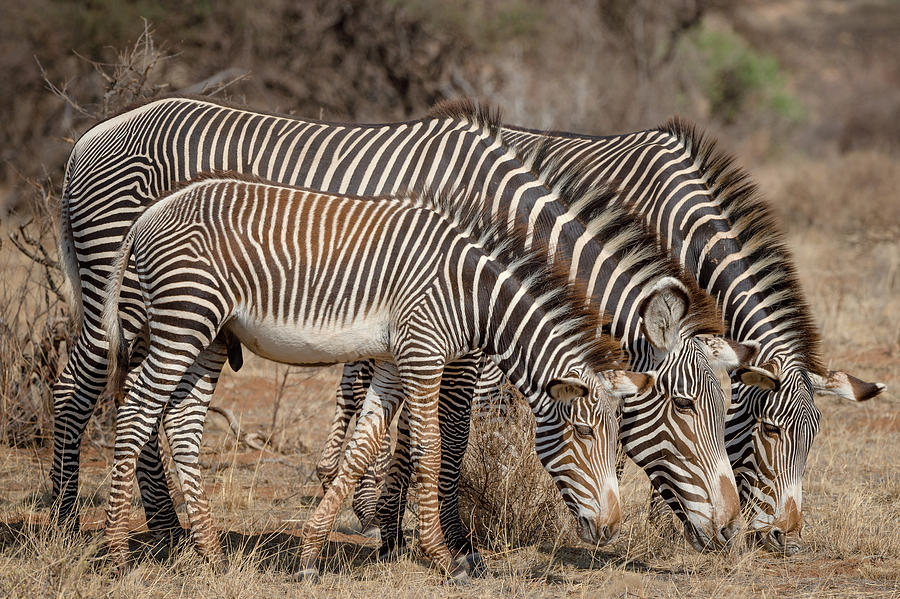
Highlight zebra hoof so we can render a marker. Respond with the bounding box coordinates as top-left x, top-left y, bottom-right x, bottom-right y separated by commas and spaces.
107, 553, 134, 577
293, 567, 319, 584
457, 551, 487, 578
447, 565, 472, 585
